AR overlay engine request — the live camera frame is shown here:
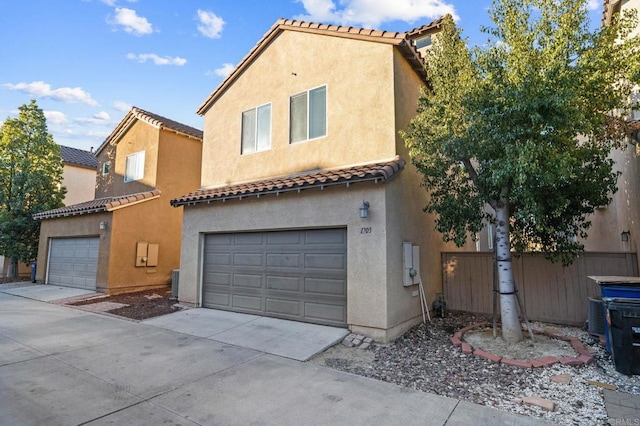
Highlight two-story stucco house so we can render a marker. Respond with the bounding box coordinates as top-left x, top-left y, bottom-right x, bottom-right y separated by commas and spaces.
172, 18, 464, 342
34, 107, 202, 294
